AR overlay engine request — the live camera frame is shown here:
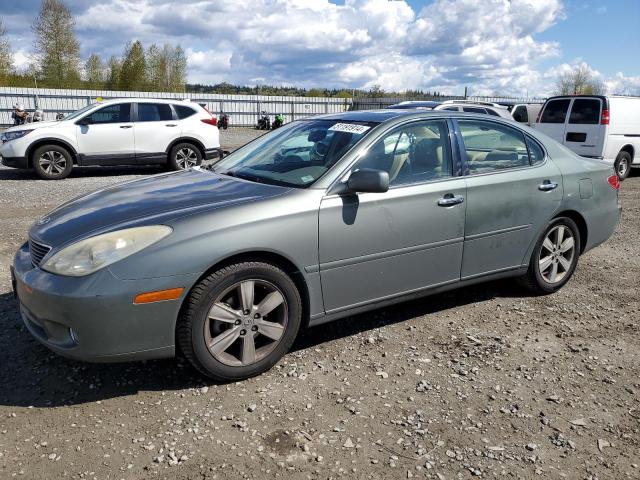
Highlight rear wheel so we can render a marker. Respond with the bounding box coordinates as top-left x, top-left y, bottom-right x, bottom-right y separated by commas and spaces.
520, 217, 580, 294
614, 151, 632, 180
169, 143, 202, 170
32, 145, 73, 180
177, 262, 302, 381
